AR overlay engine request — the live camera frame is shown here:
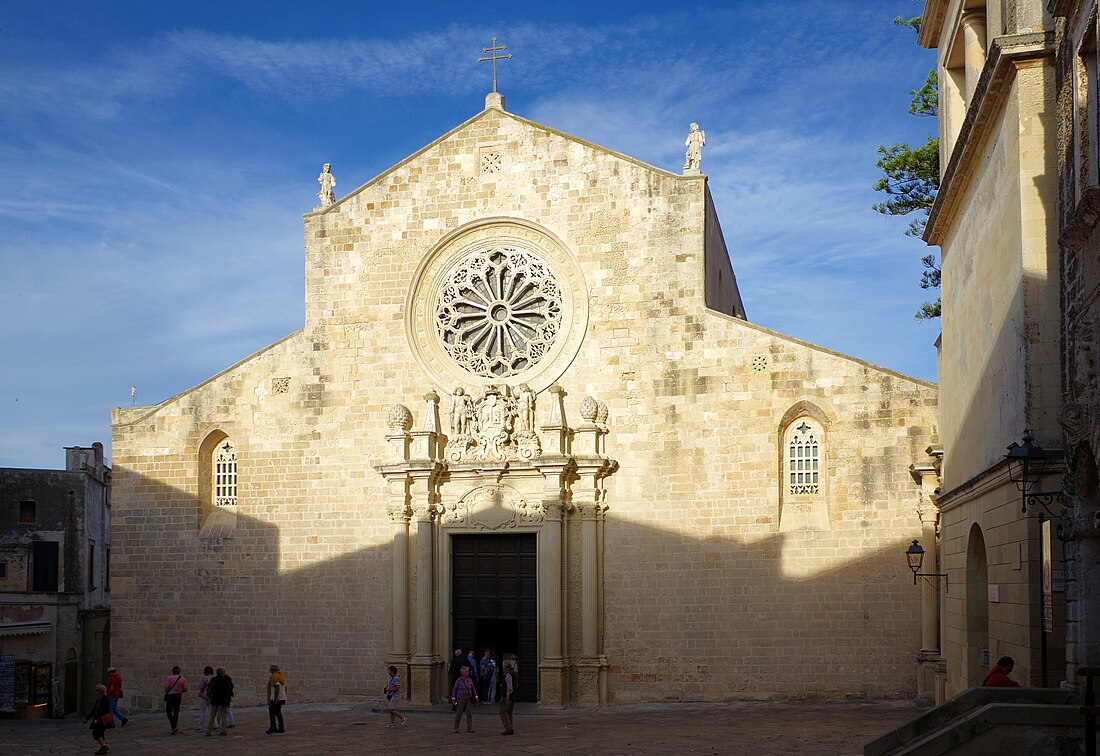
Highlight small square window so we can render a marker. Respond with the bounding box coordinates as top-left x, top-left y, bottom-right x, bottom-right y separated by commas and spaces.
0, 562, 7, 579
19, 501, 36, 524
